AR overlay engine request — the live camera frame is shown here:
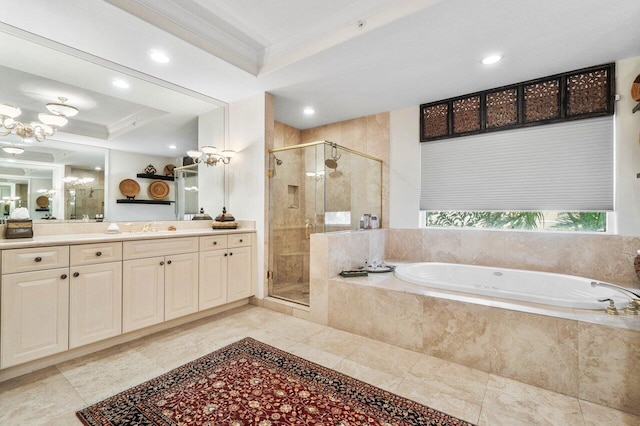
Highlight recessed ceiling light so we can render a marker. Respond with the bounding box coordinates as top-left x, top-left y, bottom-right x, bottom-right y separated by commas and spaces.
112, 79, 130, 89
150, 50, 170, 63
169, 145, 177, 150
481, 54, 503, 65
303, 107, 315, 115
95, 166, 102, 171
